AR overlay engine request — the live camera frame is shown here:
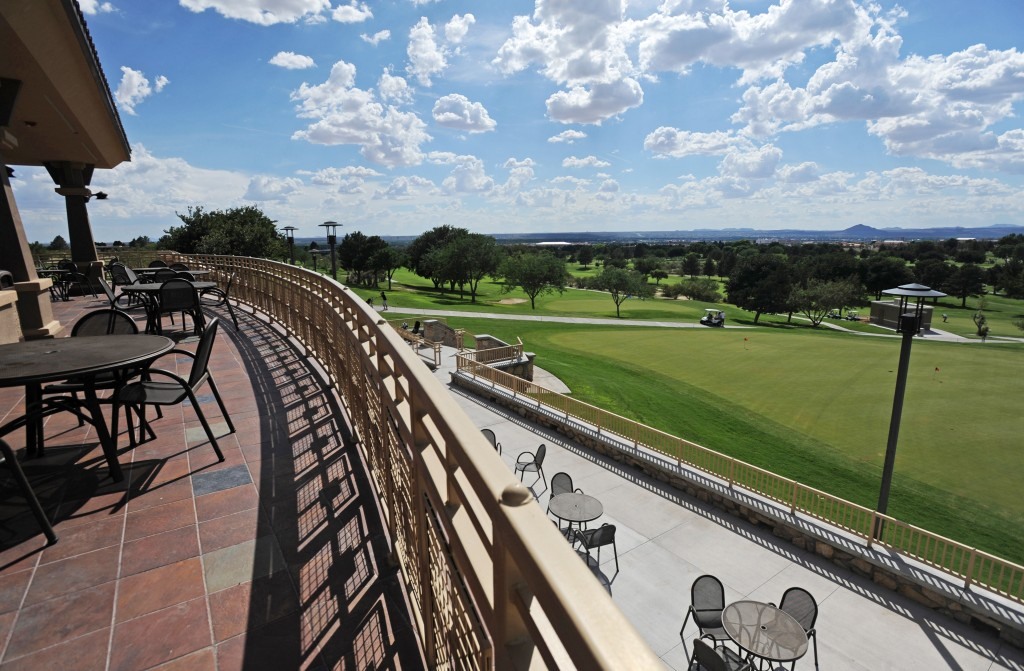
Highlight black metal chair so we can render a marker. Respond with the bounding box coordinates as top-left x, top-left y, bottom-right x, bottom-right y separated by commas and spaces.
156, 278, 204, 335
110, 318, 234, 458
681, 575, 730, 646
0, 270, 13, 288
480, 428, 501, 454
109, 263, 145, 308
147, 259, 167, 268
0, 438, 57, 545
547, 471, 584, 531
168, 262, 190, 271
689, 636, 752, 671
514, 443, 546, 488
57, 260, 96, 298
41, 309, 141, 426
200, 272, 238, 329
574, 523, 618, 575
776, 587, 819, 669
